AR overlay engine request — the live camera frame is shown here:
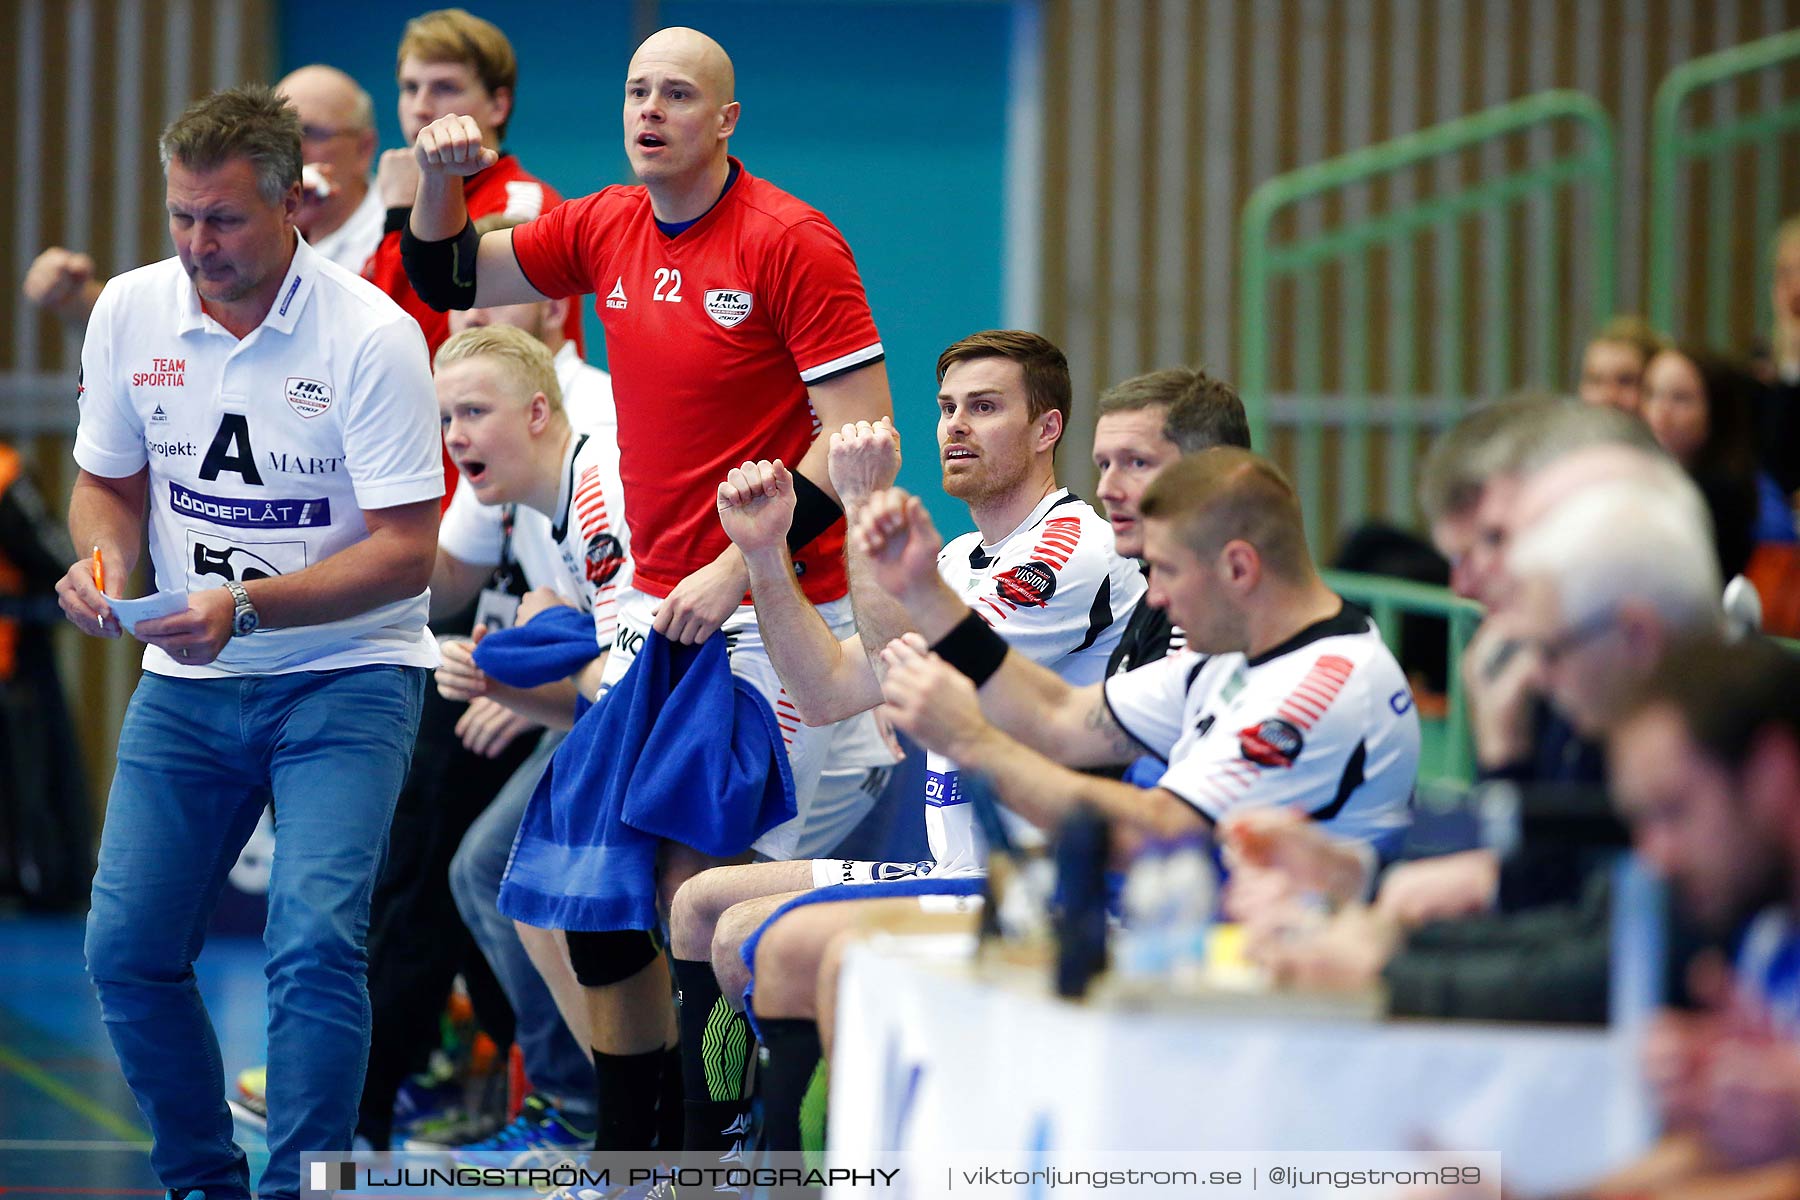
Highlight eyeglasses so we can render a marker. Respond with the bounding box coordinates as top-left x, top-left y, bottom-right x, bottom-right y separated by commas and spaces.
300, 124, 358, 144
1532, 609, 1618, 665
